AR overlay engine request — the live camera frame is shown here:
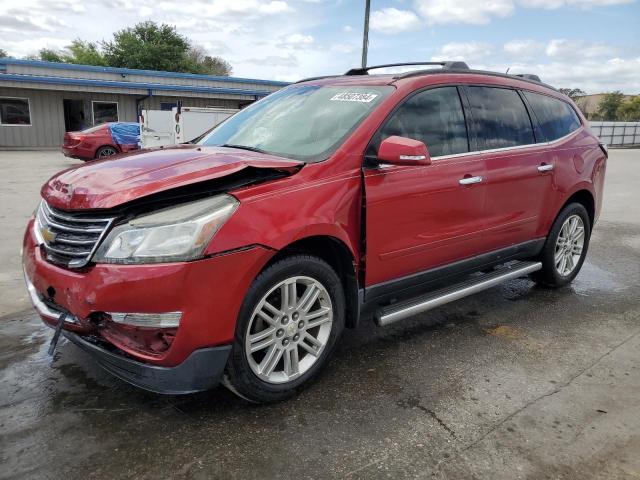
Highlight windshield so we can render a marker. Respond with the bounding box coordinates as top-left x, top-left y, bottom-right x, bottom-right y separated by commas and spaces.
198, 85, 392, 162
